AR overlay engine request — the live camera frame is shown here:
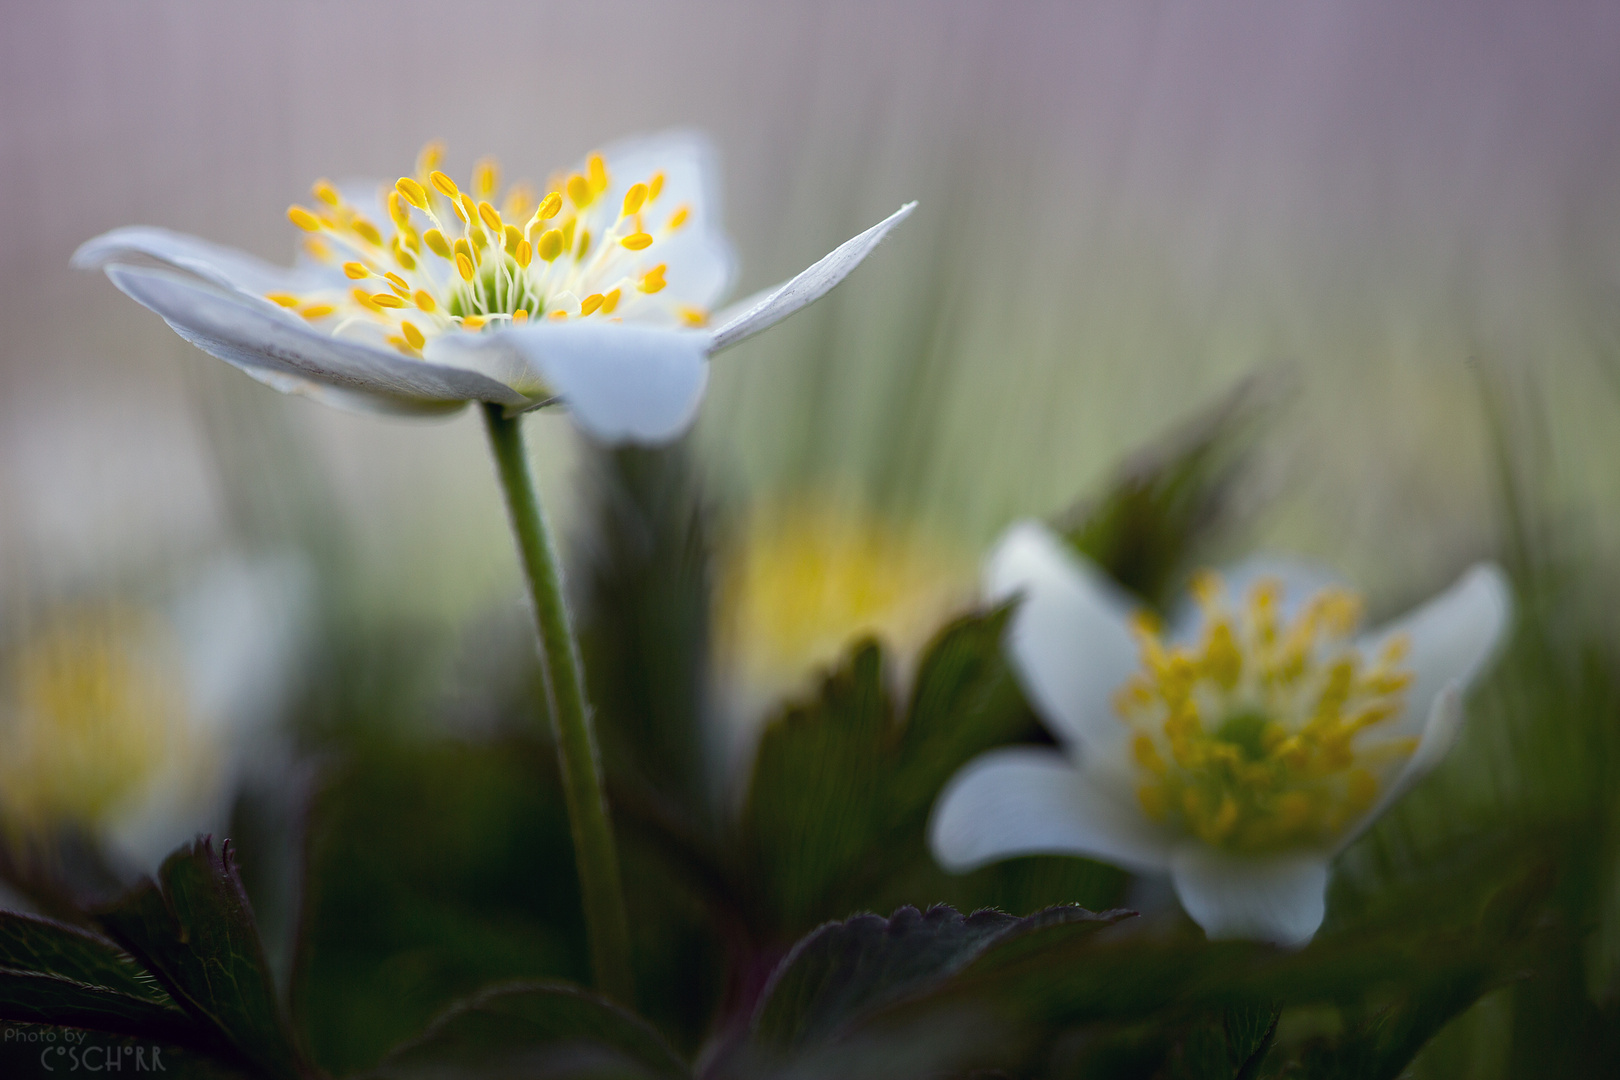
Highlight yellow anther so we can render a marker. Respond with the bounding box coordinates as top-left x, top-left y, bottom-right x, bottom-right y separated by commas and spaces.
648, 171, 664, 201
622, 183, 648, 216
587, 153, 608, 193
342, 262, 370, 280
473, 157, 499, 199
566, 174, 592, 208
353, 218, 383, 246
503, 223, 522, 254
600, 288, 621, 315
576, 229, 592, 260
312, 179, 341, 207
396, 176, 430, 210
352, 287, 383, 313
453, 236, 475, 266
265, 293, 301, 307
667, 205, 690, 230
303, 237, 333, 262
461, 315, 486, 331
287, 205, 322, 231
535, 191, 563, 221
478, 201, 502, 232
388, 191, 411, 228
512, 309, 529, 323
456, 192, 478, 225
1133, 734, 1167, 775
430, 170, 459, 199
300, 304, 334, 320
413, 290, 436, 312
514, 239, 532, 268
384, 272, 410, 296
417, 140, 445, 174
620, 232, 653, 251
393, 245, 417, 271
423, 228, 452, 259
503, 182, 536, 222
548, 310, 568, 321
370, 292, 405, 308
678, 306, 707, 327
455, 252, 474, 281
400, 321, 426, 350
580, 293, 604, 316
638, 264, 667, 294
536, 228, 564, 262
